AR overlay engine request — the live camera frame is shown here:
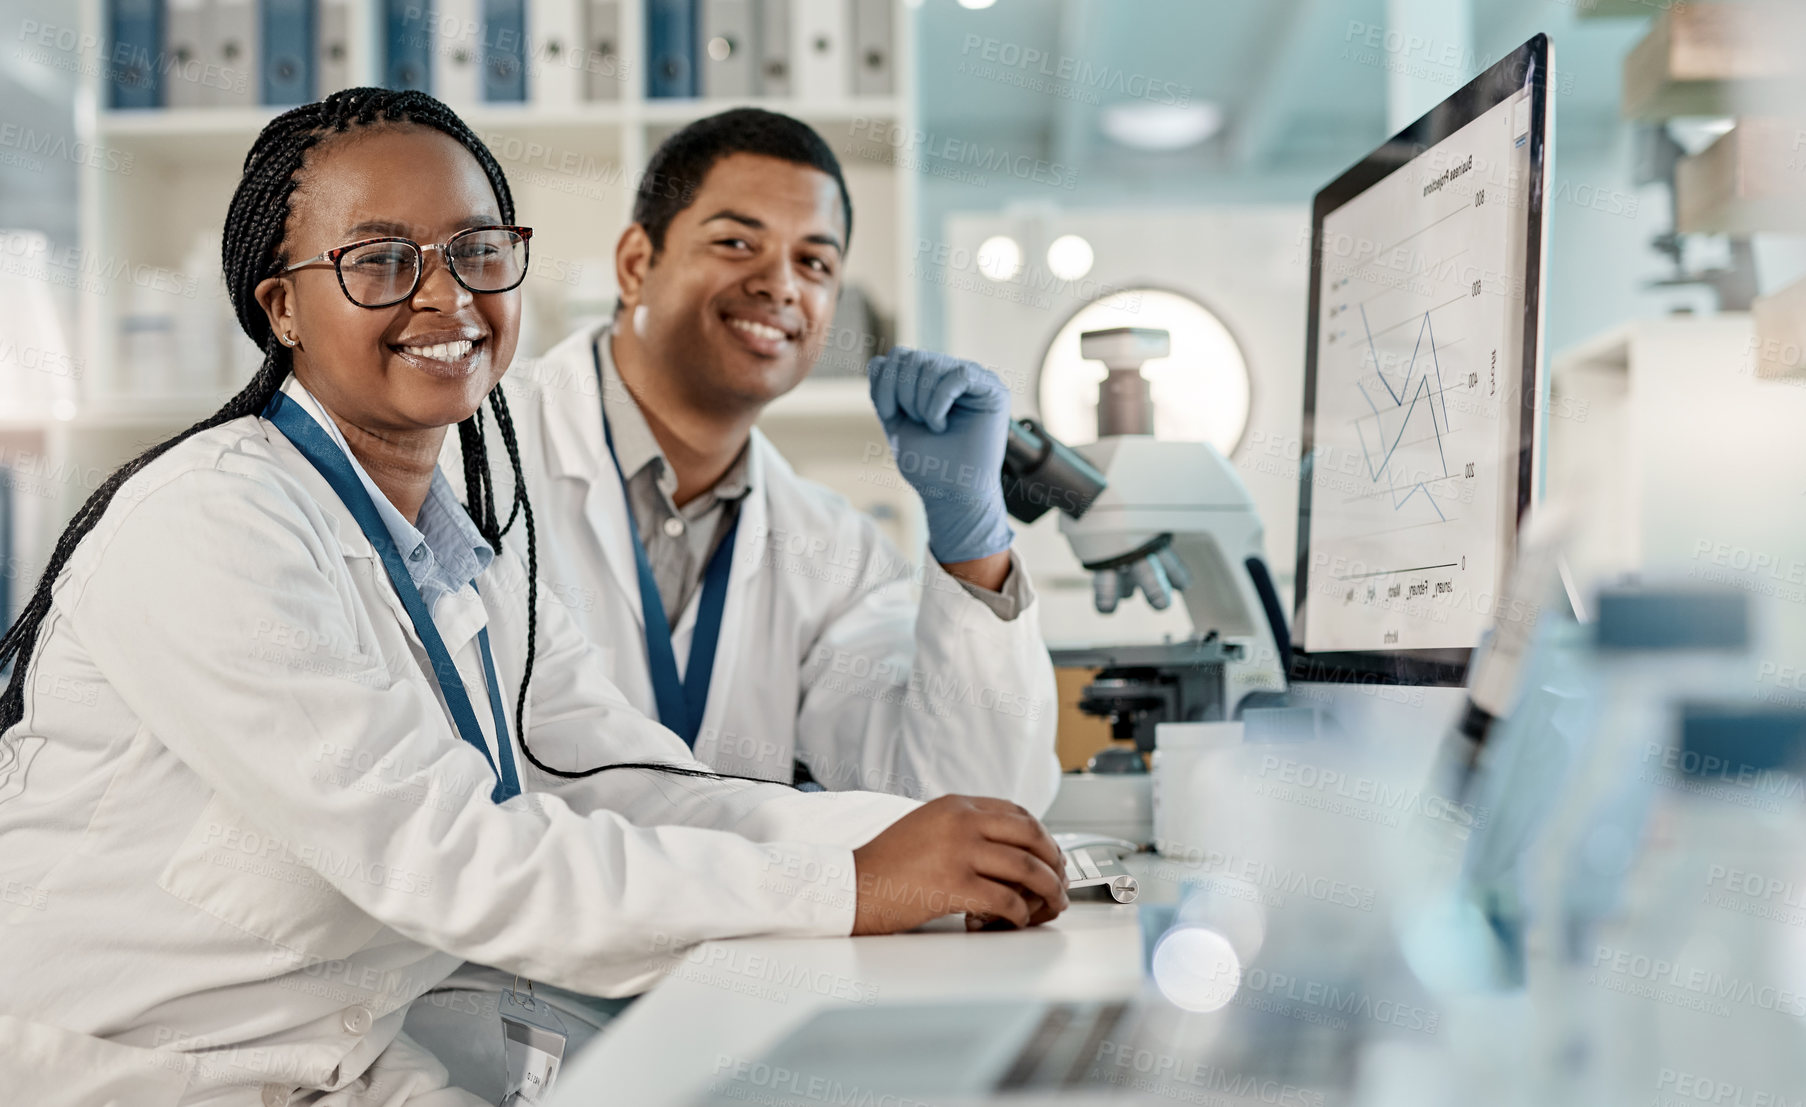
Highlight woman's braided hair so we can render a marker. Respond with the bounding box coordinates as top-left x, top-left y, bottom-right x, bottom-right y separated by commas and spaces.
0, 89, 549, 741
